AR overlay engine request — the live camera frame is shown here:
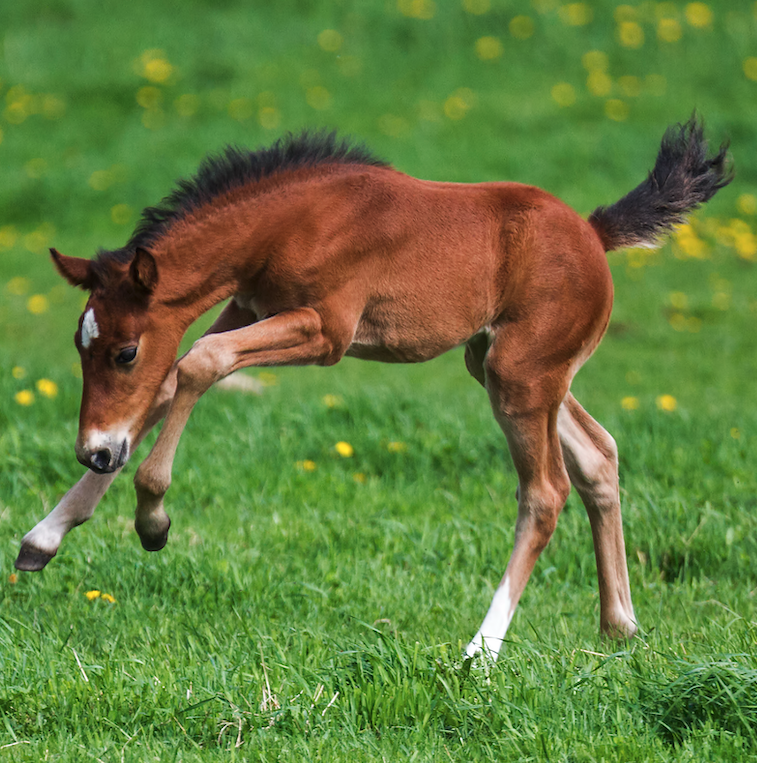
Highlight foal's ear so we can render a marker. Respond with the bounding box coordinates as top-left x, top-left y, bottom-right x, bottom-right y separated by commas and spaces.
50, 248, 93, 289
130, 248, 158, 294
